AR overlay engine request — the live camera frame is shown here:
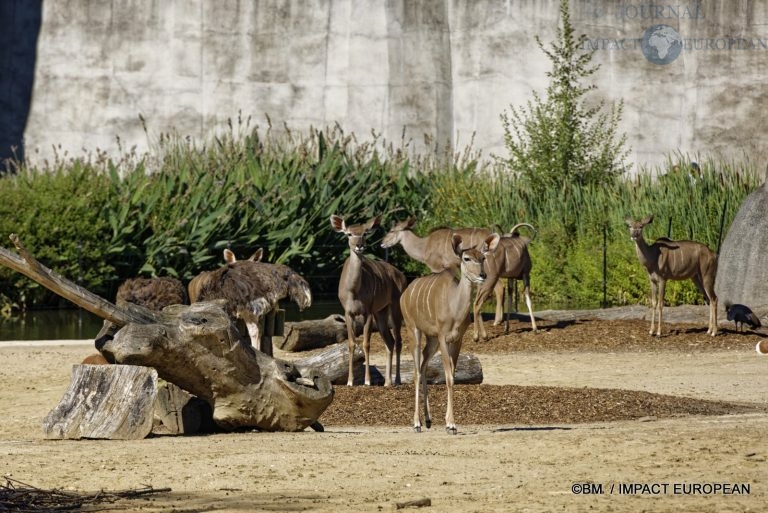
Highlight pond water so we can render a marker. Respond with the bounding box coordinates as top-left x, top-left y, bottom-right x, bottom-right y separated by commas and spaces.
0, 297, 594, 342
0, 299, 345, 341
